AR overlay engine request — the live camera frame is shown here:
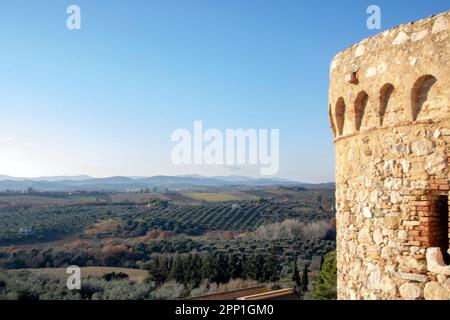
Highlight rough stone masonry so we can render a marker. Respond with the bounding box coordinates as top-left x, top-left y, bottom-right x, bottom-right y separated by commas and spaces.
329, 11, 450, 300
